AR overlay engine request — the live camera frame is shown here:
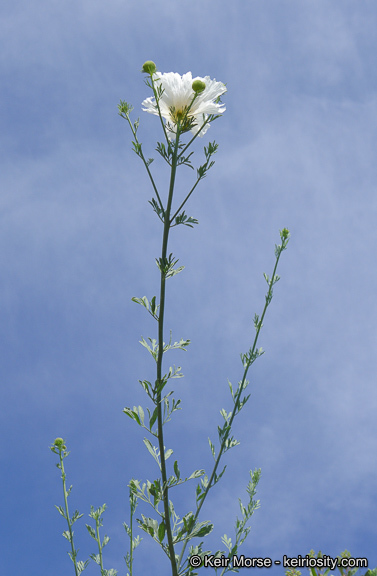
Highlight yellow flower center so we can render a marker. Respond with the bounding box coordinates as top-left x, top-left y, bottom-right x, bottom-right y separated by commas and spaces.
169, 105, 195, 132
170, 106, 188, 123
